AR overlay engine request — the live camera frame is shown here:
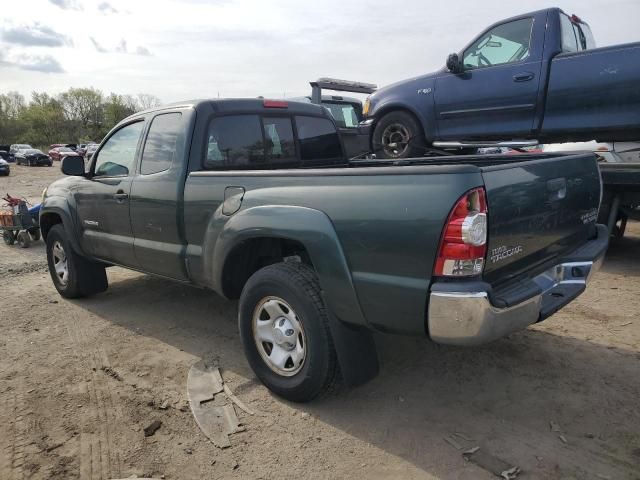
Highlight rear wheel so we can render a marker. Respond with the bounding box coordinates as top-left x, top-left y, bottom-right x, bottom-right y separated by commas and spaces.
3, 230, 16, 245
29, 228, 41, 241
239, 262, 338, 402
46, 224, 108, 298
372, 110, 426, 159
16, 231, 31, 248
